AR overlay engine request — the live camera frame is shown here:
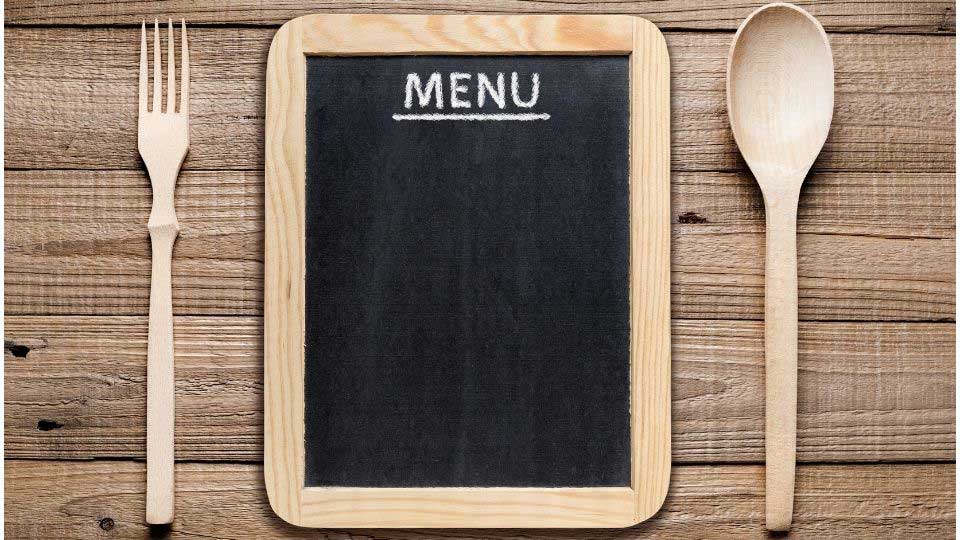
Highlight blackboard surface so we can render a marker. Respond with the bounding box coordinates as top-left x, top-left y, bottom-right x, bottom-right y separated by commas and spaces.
304, 55, 631, 488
